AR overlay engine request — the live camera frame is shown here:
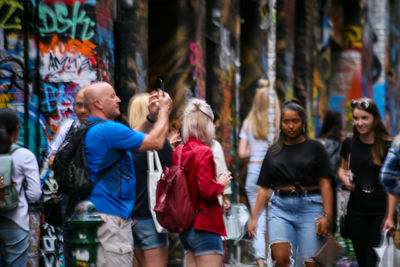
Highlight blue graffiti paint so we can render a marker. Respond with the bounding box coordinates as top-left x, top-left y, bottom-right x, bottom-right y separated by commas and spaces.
330, 95, 346, 115
373, 83, 385, 119
41, 83, 74, 113
389, 23, 400, 62
96, 25, 115, 64
15, 101, 51, 163
262, 45, 268, 78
